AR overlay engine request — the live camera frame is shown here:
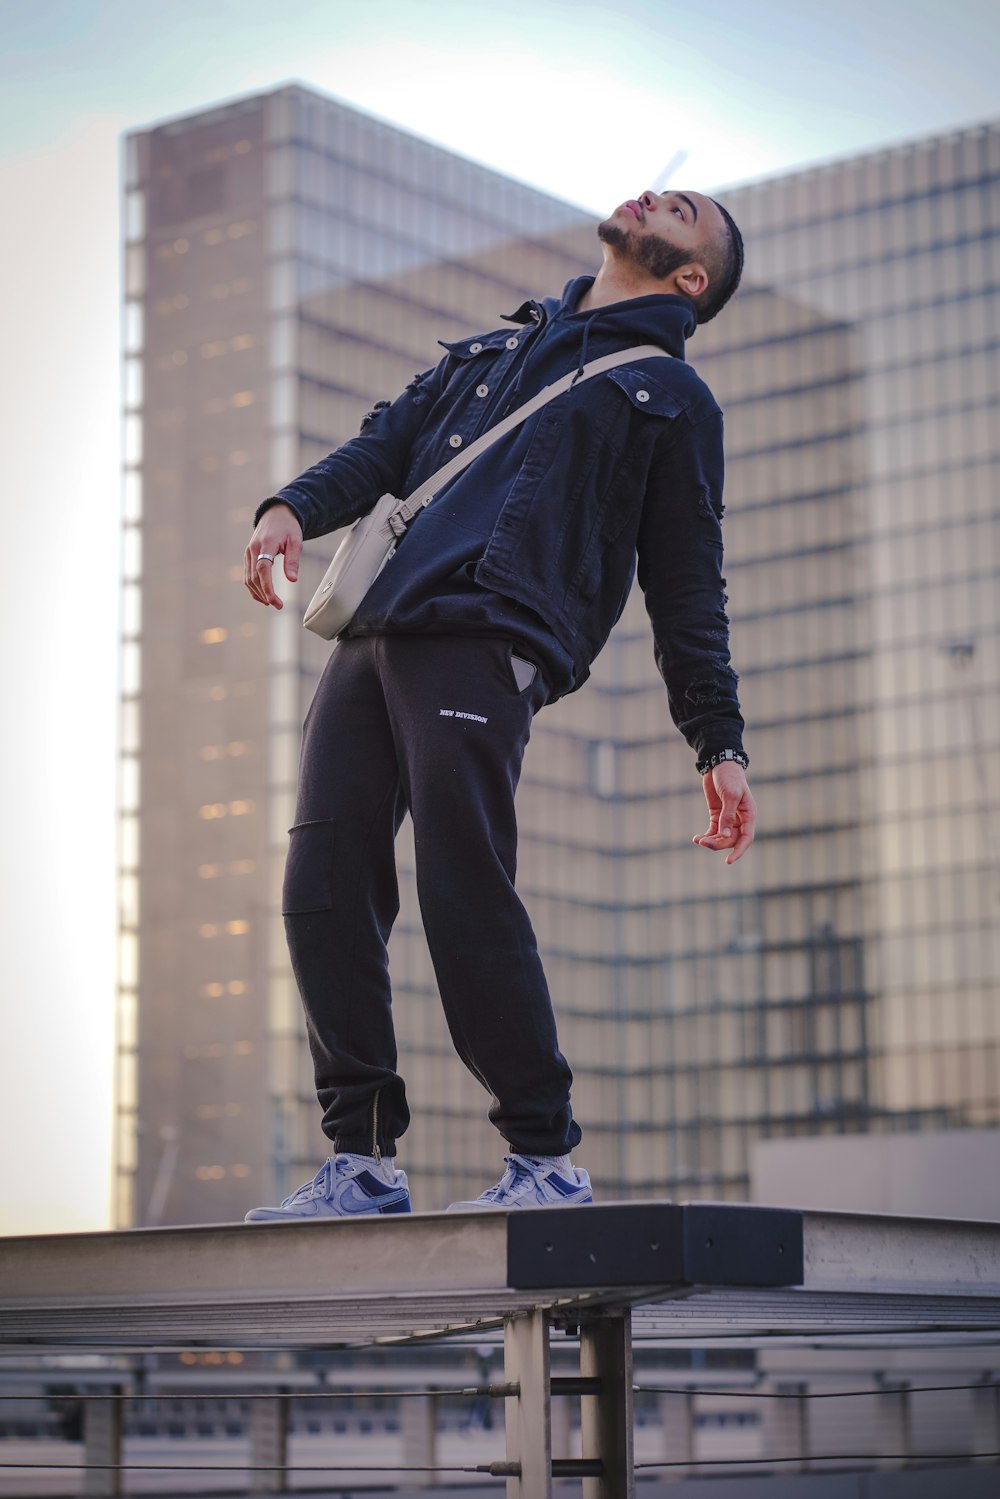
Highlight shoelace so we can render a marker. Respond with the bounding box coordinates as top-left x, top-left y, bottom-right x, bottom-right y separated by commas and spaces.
478, 1155, 545, 1203
279, 1157, 339, 1208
